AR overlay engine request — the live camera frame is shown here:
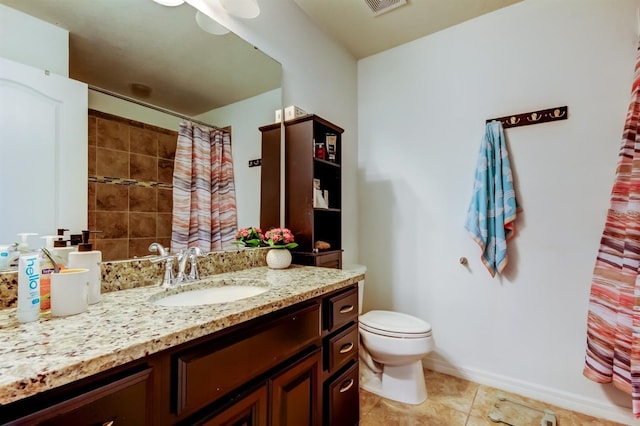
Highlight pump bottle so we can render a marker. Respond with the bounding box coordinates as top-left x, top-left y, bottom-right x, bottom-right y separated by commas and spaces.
68, 230, 102, 304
